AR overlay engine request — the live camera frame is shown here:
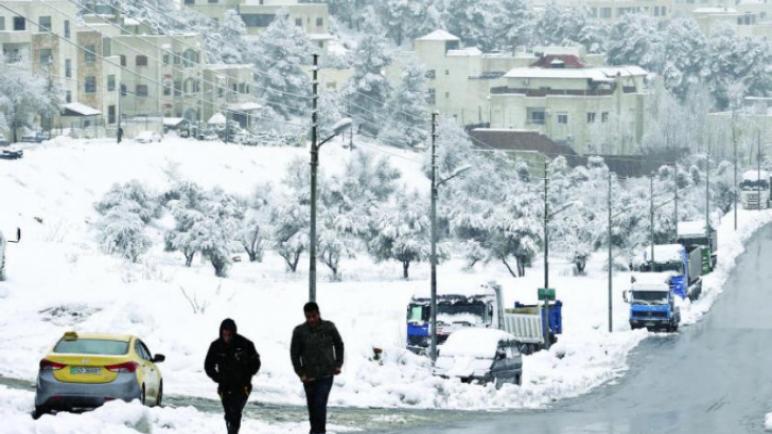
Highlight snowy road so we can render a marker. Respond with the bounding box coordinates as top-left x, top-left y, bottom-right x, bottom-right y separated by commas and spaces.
377, 224, 772, 434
